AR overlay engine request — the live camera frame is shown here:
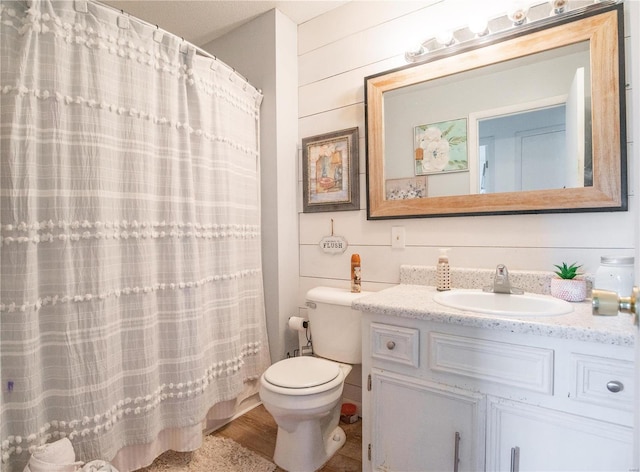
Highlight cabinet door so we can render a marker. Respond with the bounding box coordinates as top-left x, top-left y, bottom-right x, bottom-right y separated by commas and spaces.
486, 397, 633, 471
371, 370, 485, 472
